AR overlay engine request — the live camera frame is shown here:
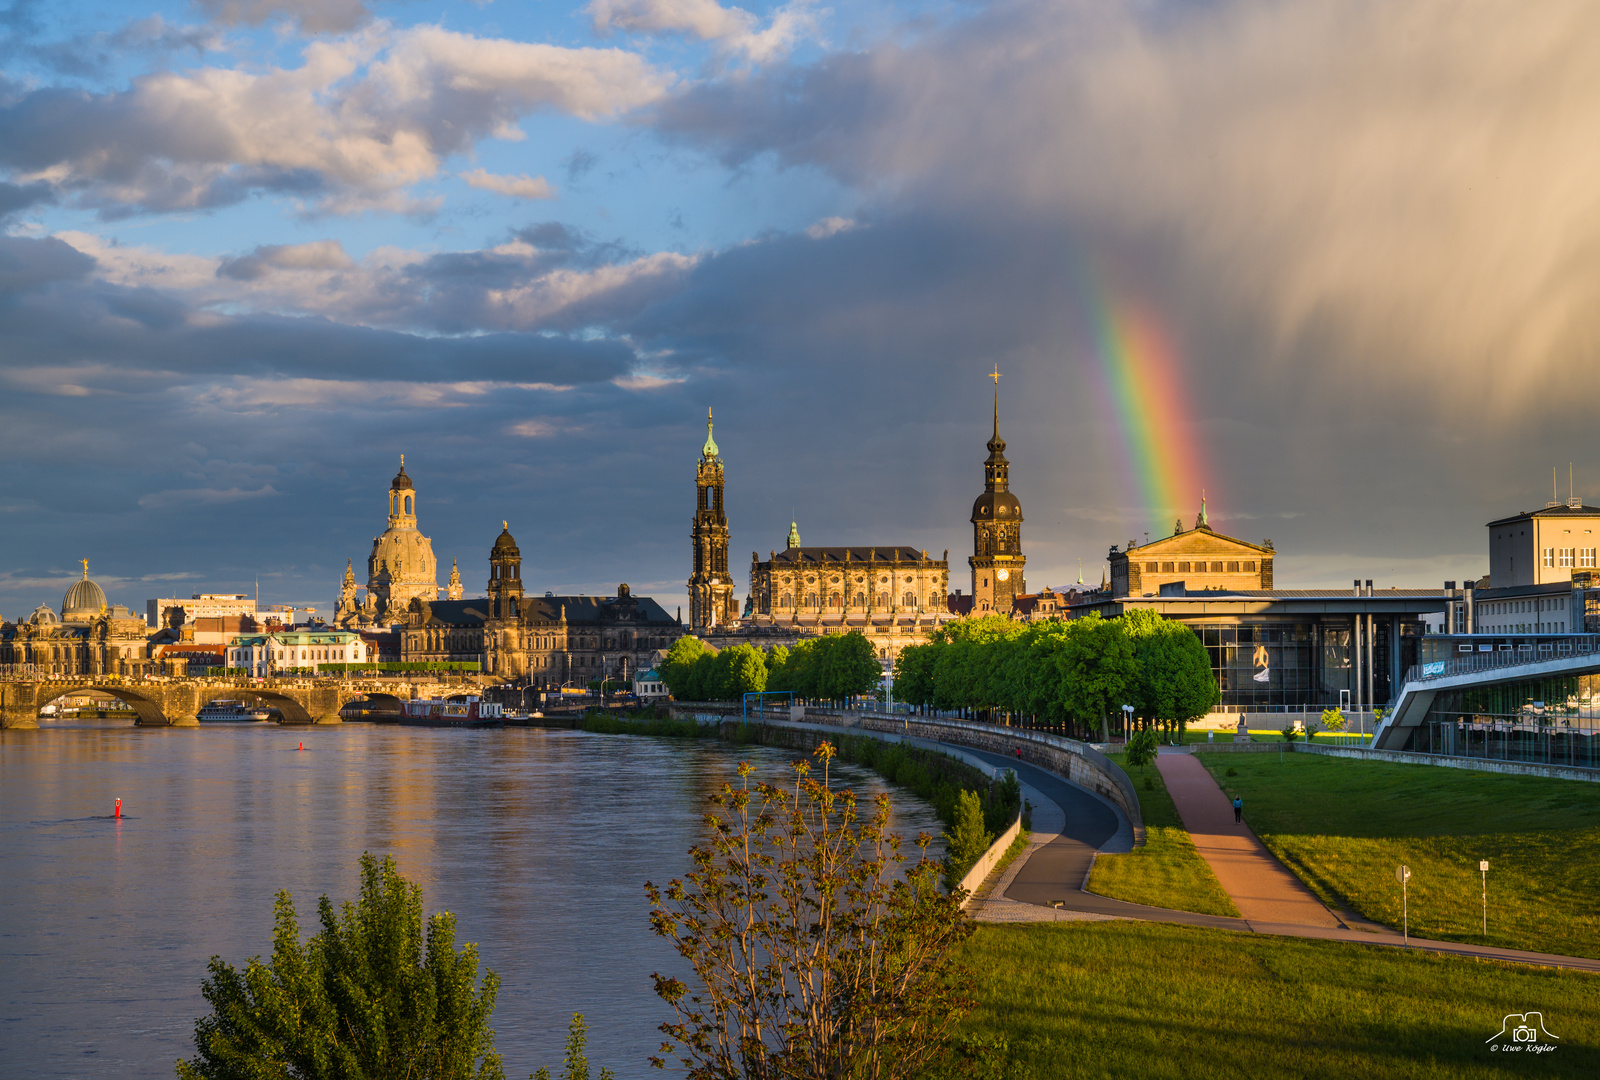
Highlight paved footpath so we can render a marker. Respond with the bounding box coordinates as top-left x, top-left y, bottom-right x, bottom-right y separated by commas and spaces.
1154, 748, 1343, 928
